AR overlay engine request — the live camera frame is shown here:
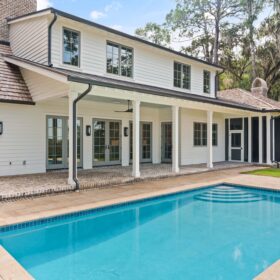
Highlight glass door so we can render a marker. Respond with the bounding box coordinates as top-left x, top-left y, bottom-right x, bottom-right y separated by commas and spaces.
47, 116, 83, 169
161, 122, 172, 162
229, 118, 243, 162
129, 122, 152, 163
93, 119, 121, 166
47, 117, 65, 169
